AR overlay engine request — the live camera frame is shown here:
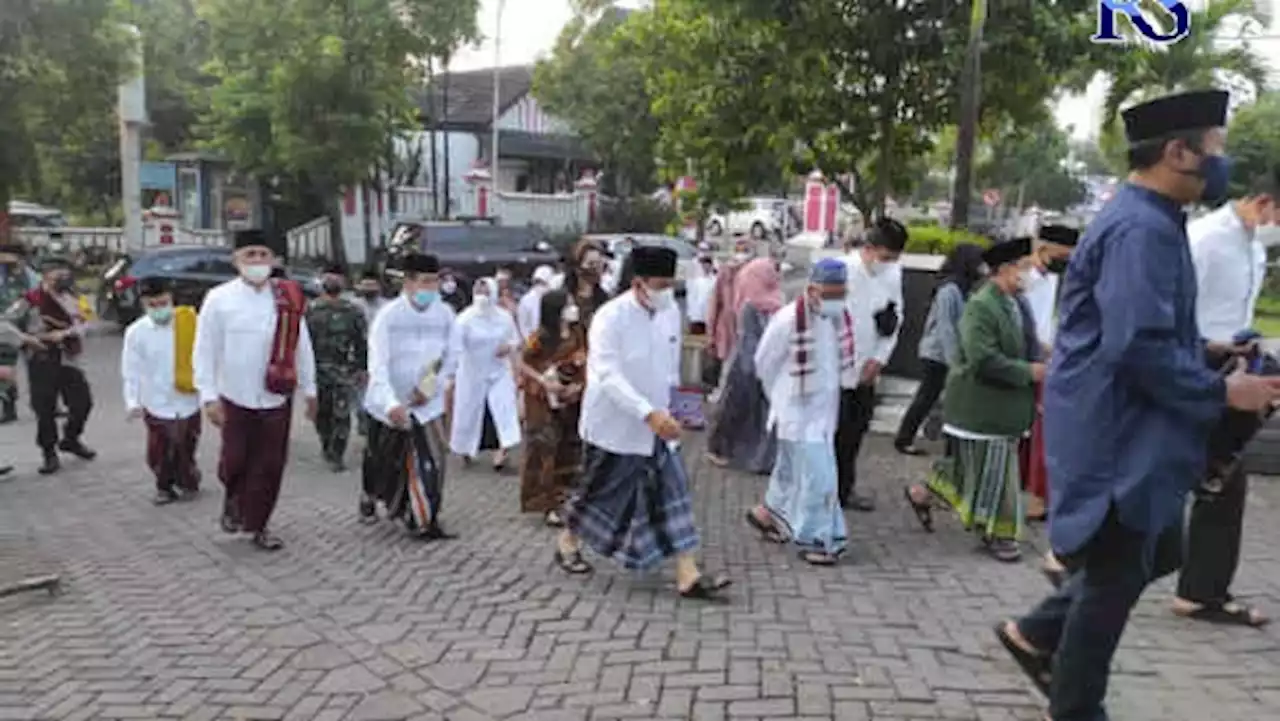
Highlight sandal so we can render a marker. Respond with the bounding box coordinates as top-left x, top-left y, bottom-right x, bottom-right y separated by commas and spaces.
678, 574, 732, 600
705, 453, 729, 468
799, 550, 837, 566
894, 442, 927, 456
545, 510, 565, 528
1174, 600, 1270, 628
987, 539, 1022, 563
1042, 565, 1066, 590
902, 486, 934, 532
252, 531, 285, 551
745, 510, 787, 543
553, 548, 593, 575
416, 523, 457, 541
993, 621, 1051, 697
